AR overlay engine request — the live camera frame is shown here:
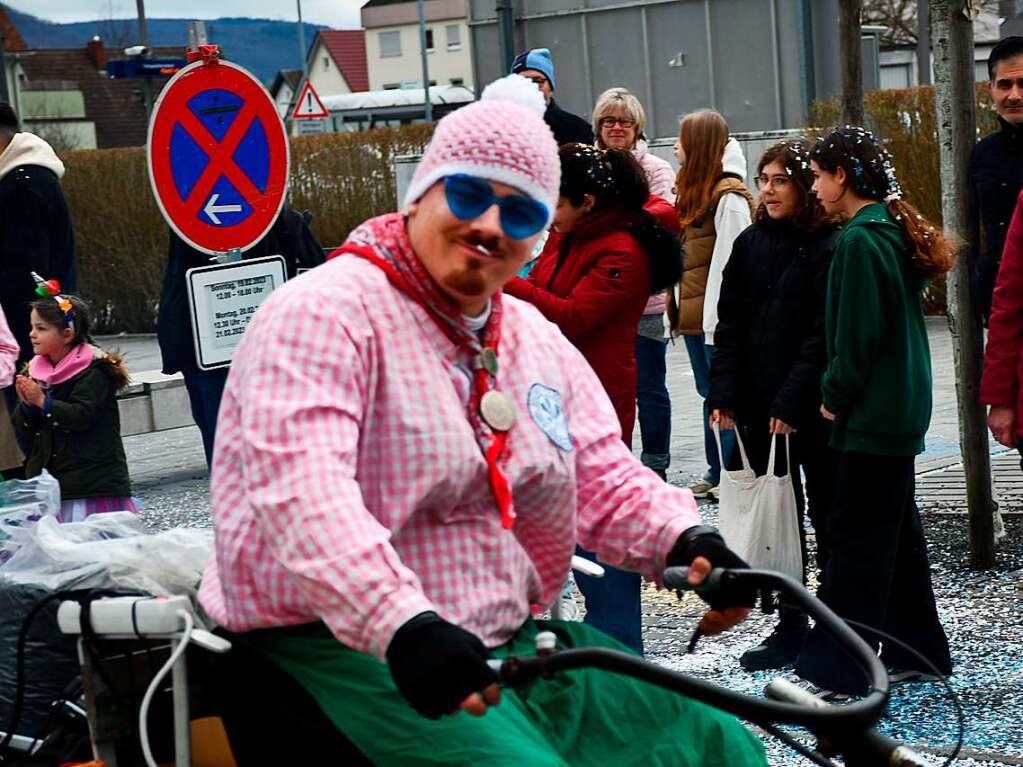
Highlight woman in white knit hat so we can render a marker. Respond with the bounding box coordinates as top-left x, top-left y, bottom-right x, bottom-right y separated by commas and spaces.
199, 75, 765, 767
